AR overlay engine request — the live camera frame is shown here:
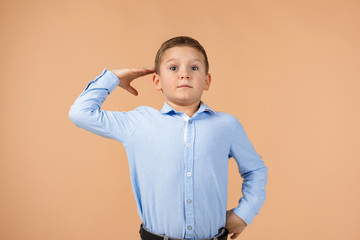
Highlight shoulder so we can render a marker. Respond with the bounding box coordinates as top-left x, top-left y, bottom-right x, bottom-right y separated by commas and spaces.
212, 111, 241, 126
127, 105, 161, 116
132, 105, 153, 112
